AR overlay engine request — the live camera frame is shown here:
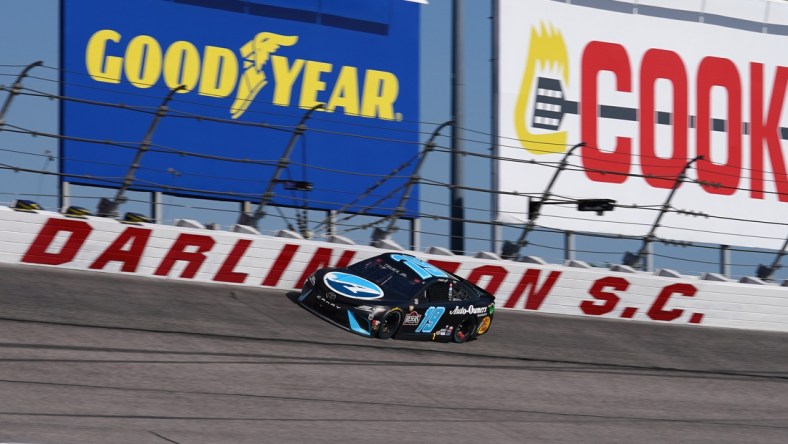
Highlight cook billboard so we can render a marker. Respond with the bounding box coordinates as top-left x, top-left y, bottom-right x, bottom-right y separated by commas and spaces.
497, 0, 788, 249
